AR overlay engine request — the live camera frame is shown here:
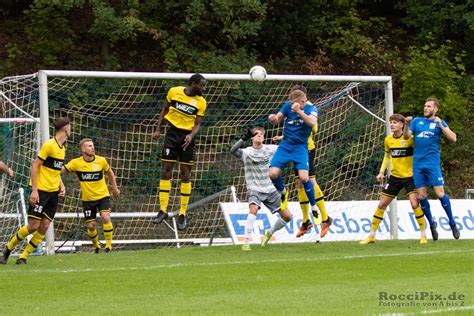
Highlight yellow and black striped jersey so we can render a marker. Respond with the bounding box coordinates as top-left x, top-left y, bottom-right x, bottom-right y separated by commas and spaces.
64, 155, 110, 202
30, 138, 65, 192
384, 133, 414, 178
164, 86, 207, 131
